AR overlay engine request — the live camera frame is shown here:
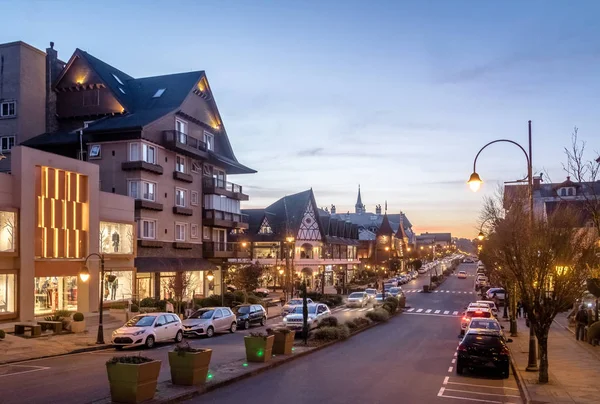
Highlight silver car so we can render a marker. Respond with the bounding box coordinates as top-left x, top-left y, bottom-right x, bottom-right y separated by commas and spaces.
181, 307, 237, 338
347, 292, 368, 308
282, 298, 314, 316
283, 303, 331, 331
